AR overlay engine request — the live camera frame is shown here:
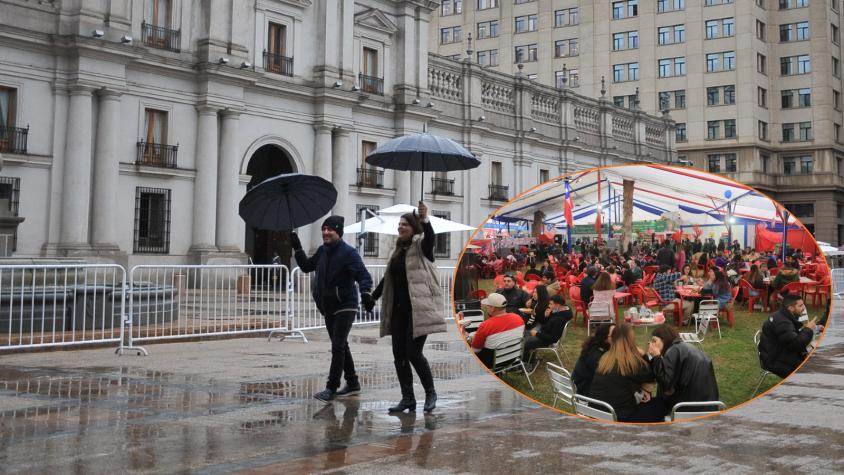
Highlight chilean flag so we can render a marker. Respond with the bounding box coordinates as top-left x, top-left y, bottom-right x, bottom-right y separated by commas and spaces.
564, 181, 574, 228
